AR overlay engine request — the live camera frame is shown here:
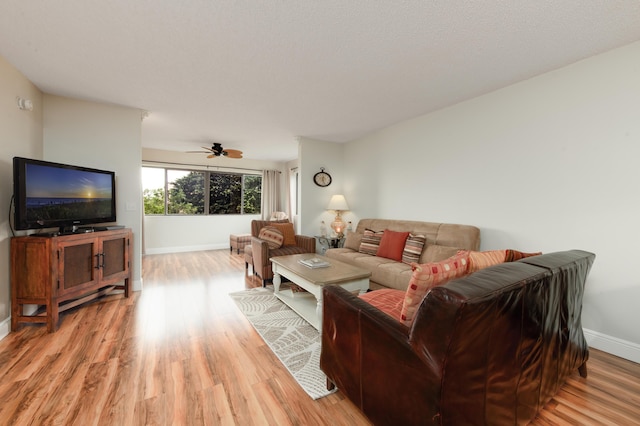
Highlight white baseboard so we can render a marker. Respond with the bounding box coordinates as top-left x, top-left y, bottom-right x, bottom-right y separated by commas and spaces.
0, 316, 10, 341
144, 243, 228, 255
584, 328, 640, 363
133, 278, 143, 292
